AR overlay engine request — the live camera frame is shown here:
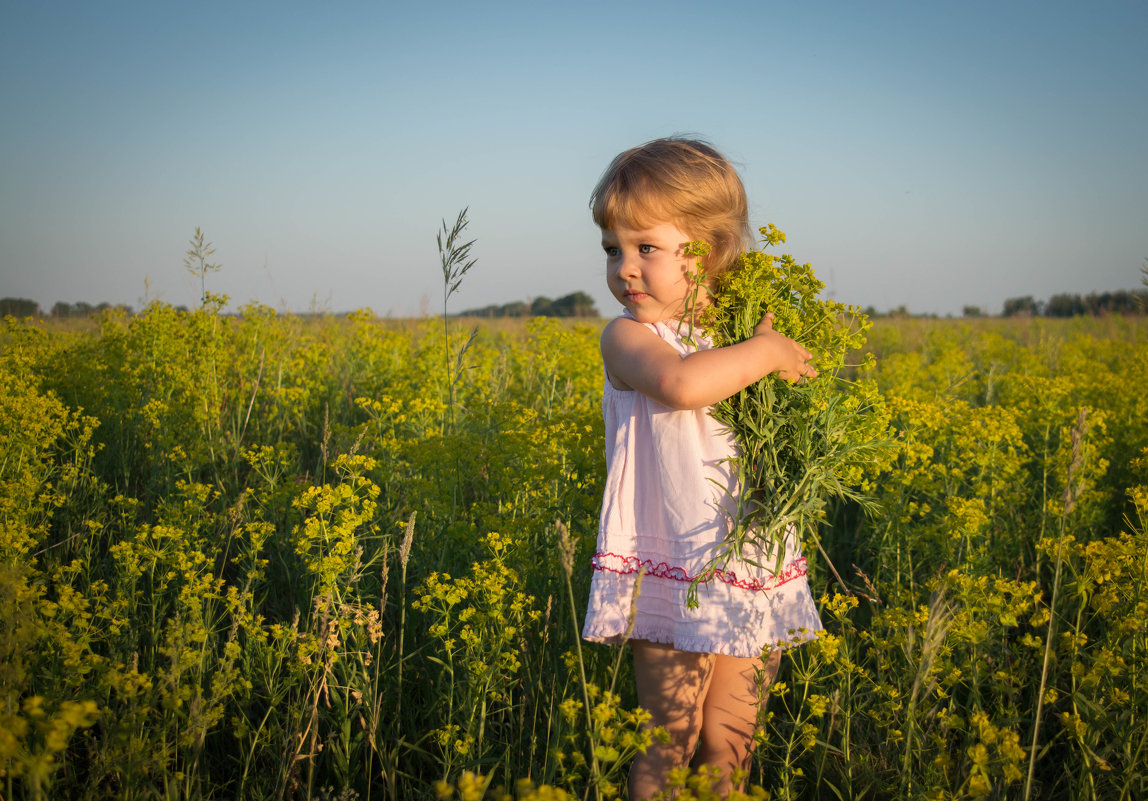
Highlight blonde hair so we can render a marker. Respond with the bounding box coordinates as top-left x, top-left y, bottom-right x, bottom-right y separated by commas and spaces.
590, 137, 753, 279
